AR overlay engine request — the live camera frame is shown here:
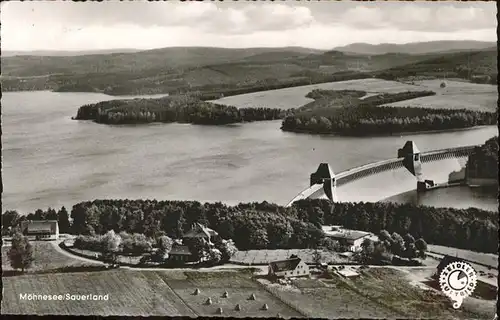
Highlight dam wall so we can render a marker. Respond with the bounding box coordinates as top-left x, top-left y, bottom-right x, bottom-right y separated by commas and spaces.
287, 145, 477, 206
